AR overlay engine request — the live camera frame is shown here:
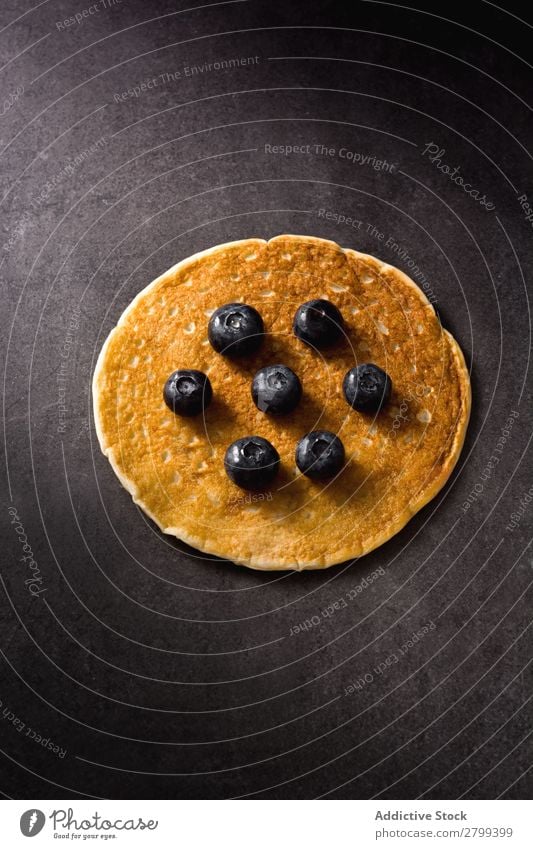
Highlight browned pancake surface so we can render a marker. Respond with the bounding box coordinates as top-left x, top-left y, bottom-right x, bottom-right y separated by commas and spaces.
93, 235, 471, 569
